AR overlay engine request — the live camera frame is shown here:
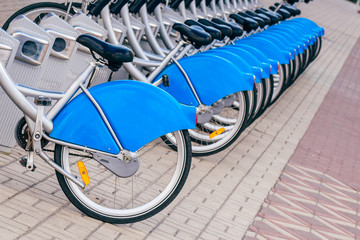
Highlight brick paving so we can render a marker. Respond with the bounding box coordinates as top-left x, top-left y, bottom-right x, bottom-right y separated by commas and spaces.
0, 0, 360, 239
245, 26, 360, 240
